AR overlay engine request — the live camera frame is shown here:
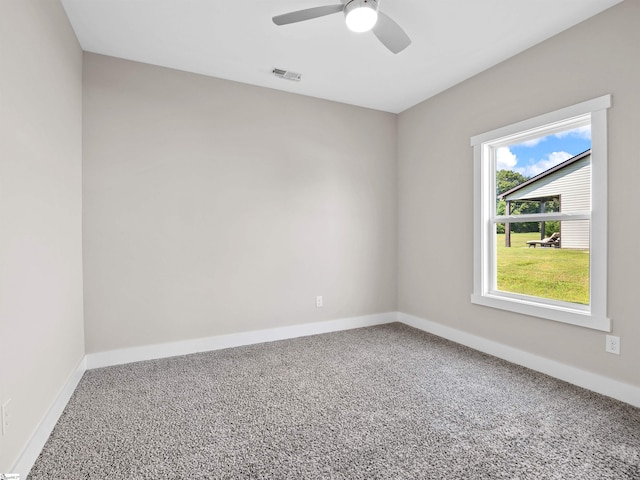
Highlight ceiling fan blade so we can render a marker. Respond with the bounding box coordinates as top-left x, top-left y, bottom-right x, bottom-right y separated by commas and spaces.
273, 4, 344, 26
372, 11, 411, 54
